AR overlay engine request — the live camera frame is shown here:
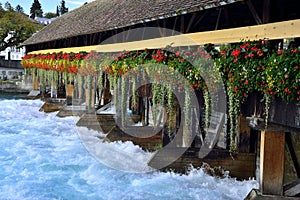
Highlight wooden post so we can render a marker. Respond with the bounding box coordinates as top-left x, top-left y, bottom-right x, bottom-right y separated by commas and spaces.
50, 80, 57, 98
238, 116, 251, 153
66, 84, 74, 105
33, 73, 39, 90
260, 131, 285, 195
85, 88, 95, 110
